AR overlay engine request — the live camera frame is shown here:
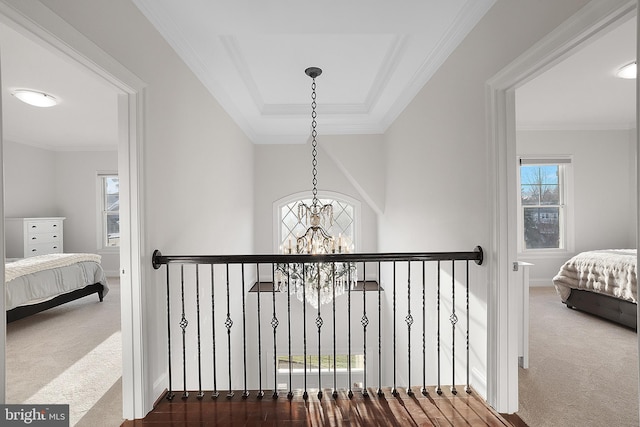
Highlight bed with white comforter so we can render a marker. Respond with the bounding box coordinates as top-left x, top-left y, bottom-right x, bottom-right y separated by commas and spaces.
552, 249, 637, 328
5, 253, 109, 319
